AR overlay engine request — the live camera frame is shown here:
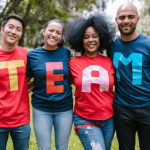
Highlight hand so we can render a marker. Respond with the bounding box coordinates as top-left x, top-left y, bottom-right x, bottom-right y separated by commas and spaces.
70, 49, 75, 59
28, 81, 34, 93
70, 53, 75, 59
